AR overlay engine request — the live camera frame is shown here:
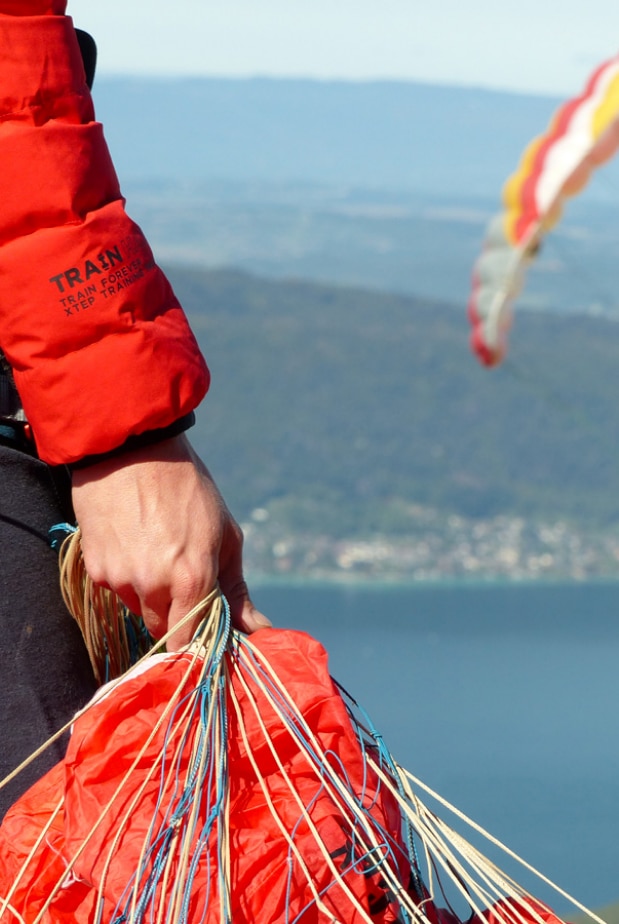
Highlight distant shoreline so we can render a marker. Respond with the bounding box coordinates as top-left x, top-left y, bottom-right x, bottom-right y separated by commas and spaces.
246, 571, 619, 592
